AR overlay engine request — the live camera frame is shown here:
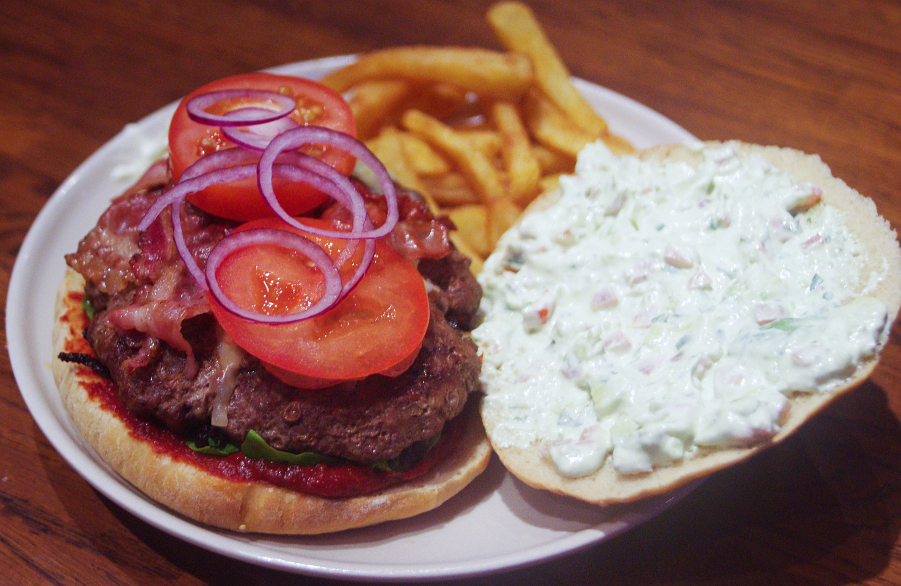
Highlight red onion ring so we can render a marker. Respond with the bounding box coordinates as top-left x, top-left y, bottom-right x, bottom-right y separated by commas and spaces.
261, 161, 376, 297
221, 109, 300, 151
139, 161, 374, 319
172, 146, 375, 270
257, 127, 399, 240
185, 89, 296, 127
141, 91, 399, 324
140, 148, 369, 239
169, 197, 207, 287
138, 158, 368, 248
175, 149, 367, 237
179, 146, 261, 181
336, 233, 377, 301
137, 155, 377, 316
137, 162, 258, 233
205, 227, 344, 324
263, 155, 368, 237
